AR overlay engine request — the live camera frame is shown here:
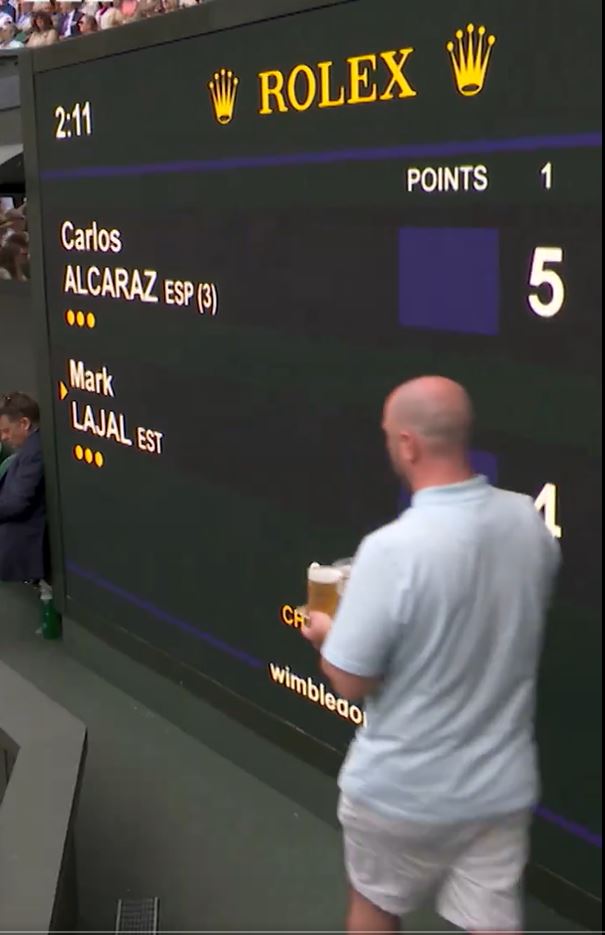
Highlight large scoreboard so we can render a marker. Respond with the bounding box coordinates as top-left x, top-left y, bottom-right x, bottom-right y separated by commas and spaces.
23, 0, 601, 912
